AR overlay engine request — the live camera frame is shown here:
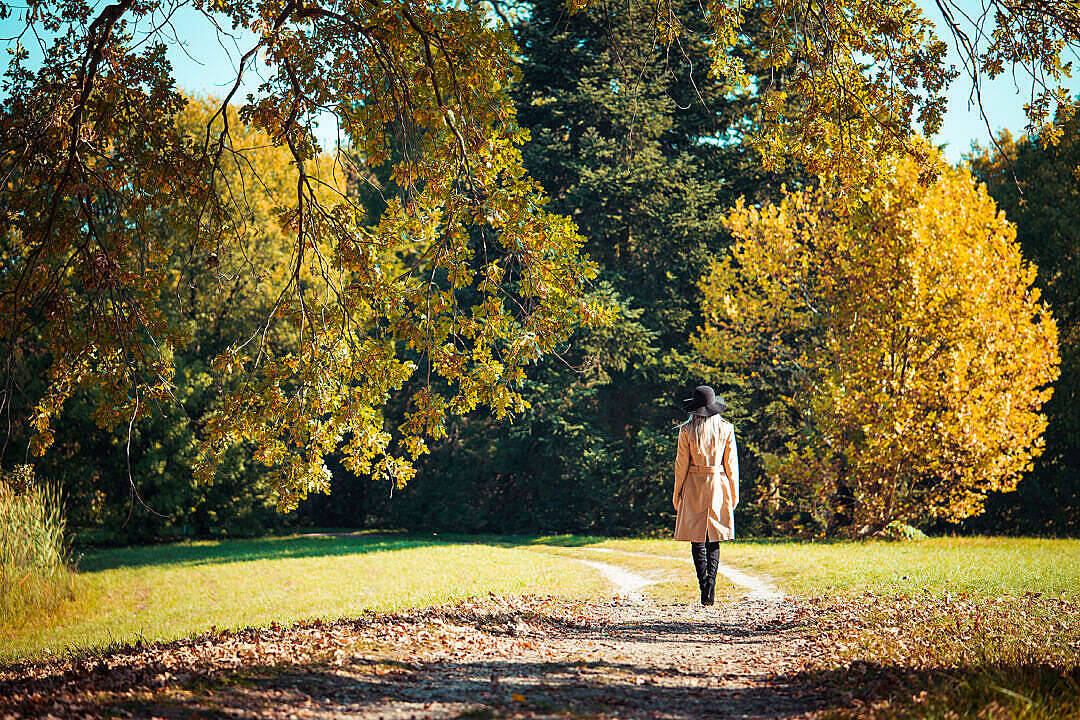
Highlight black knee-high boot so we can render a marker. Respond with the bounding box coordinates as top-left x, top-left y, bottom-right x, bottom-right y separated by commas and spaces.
690, 542, 708, 603
702, 541, 720, 605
